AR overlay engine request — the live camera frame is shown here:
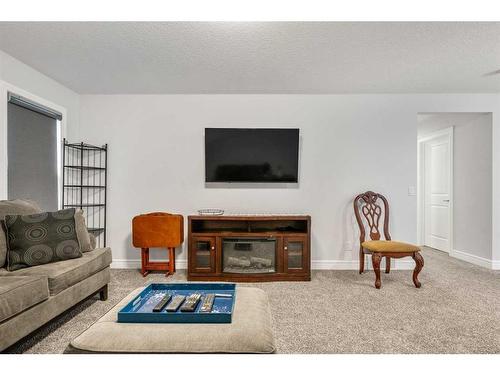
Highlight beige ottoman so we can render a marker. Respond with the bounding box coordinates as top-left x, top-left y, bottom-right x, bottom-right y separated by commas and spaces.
65, 287, 275, 354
